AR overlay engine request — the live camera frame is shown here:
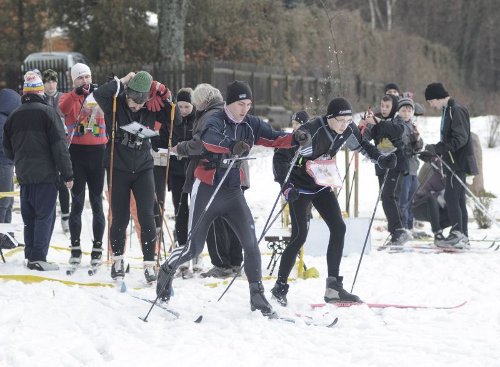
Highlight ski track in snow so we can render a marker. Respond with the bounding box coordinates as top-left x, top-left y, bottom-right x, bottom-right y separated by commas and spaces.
1, 116, 500, 366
